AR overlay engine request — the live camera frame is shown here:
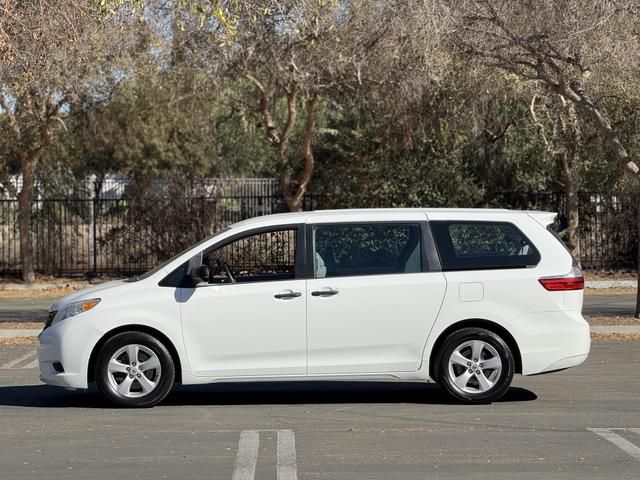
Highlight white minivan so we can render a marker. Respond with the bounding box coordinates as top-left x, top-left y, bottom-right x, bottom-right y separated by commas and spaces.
37, 209, 590, 407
